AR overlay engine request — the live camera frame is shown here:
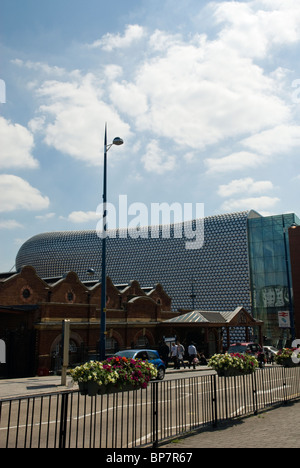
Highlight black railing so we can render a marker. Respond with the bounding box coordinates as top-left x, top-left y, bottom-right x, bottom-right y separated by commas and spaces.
1, 366, 300, 449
